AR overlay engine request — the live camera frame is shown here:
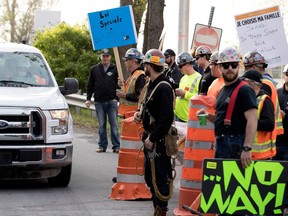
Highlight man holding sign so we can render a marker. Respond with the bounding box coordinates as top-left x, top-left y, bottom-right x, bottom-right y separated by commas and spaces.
117, 48, 146, 118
